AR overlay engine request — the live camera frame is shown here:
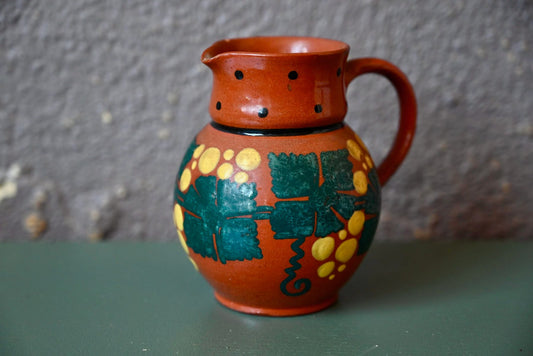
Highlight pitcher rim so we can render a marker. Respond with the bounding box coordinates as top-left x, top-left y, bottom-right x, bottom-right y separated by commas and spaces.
201, 36, 350, 63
